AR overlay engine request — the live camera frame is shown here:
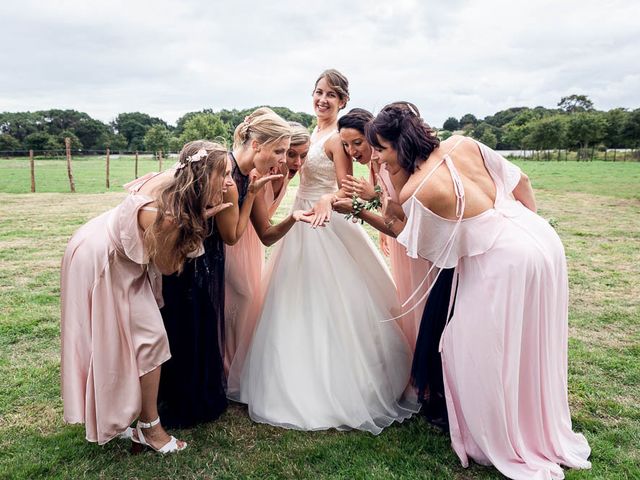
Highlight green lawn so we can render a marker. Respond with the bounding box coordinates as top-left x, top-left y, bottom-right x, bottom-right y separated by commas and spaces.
0, 158, 638, 479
